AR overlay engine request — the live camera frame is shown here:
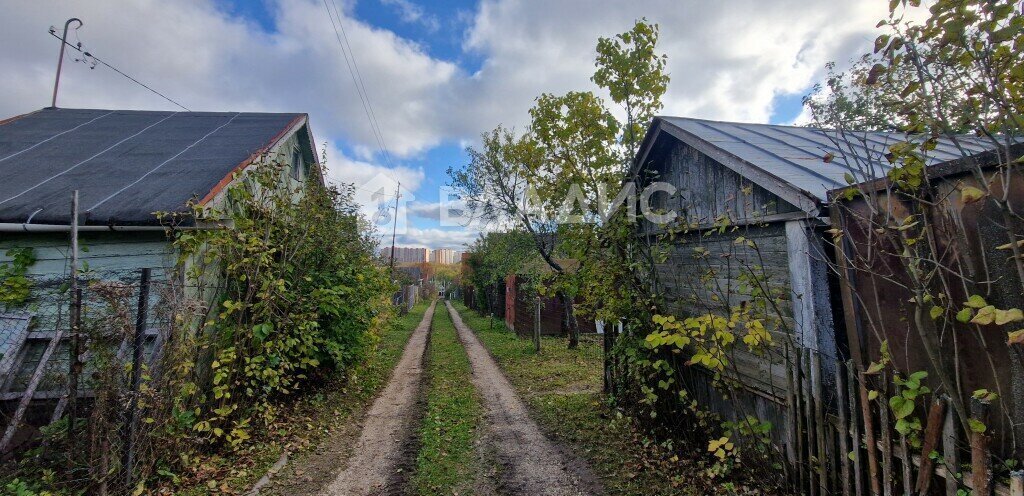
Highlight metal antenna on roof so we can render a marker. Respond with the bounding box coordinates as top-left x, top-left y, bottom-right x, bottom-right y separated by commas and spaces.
49, 18, 82, 108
